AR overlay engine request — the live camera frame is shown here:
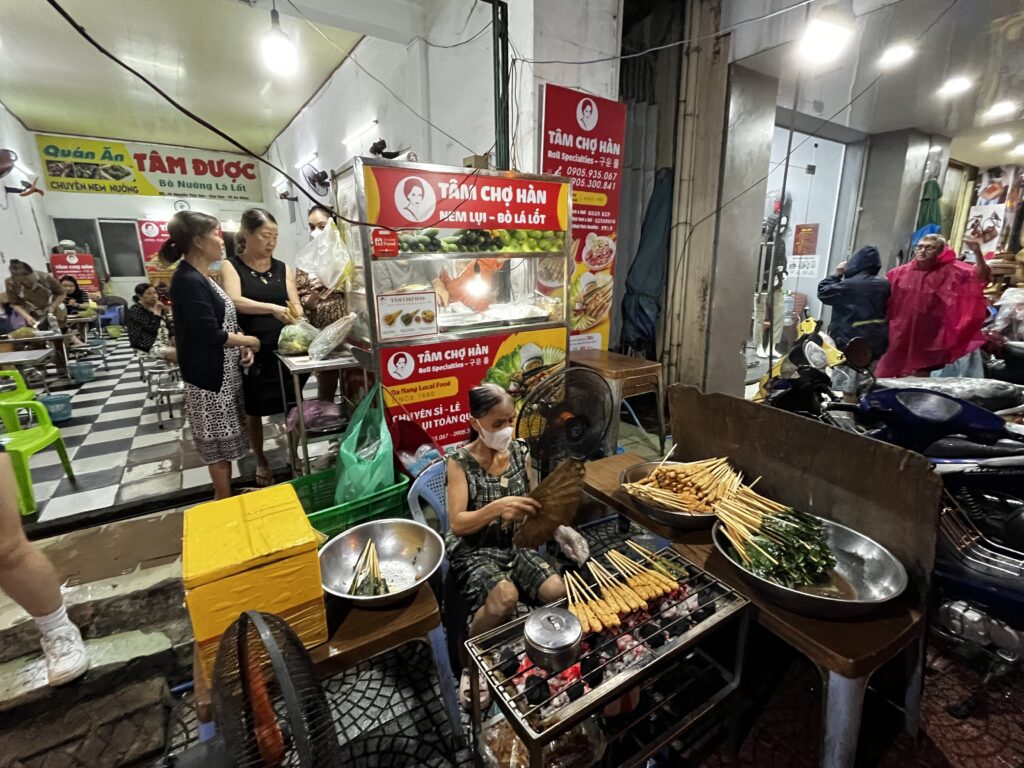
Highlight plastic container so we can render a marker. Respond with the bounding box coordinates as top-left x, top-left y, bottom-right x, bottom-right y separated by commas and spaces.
106, 325, 125, 339
38, 393, 73, 423
287, 471, 410, 540
68, 361, 95, 383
